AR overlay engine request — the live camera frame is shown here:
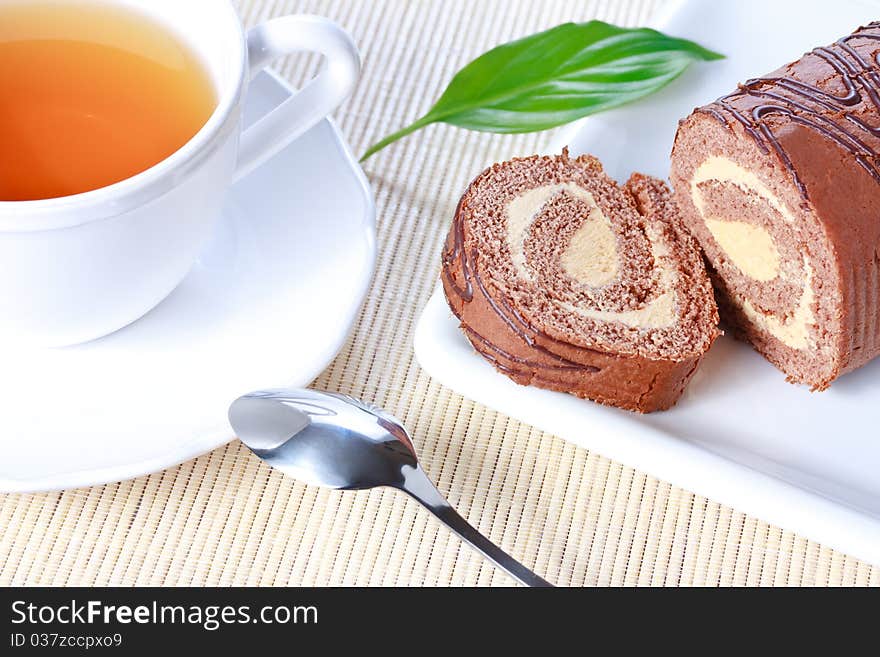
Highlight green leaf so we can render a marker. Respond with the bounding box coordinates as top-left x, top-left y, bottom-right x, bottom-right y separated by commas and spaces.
360, 21, 722, 160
